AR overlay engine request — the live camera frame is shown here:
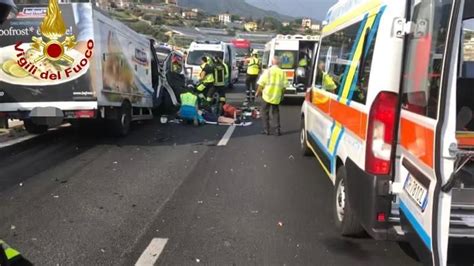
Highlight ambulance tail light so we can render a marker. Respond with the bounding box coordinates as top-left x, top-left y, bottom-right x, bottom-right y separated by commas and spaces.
366, 92, 398, 175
